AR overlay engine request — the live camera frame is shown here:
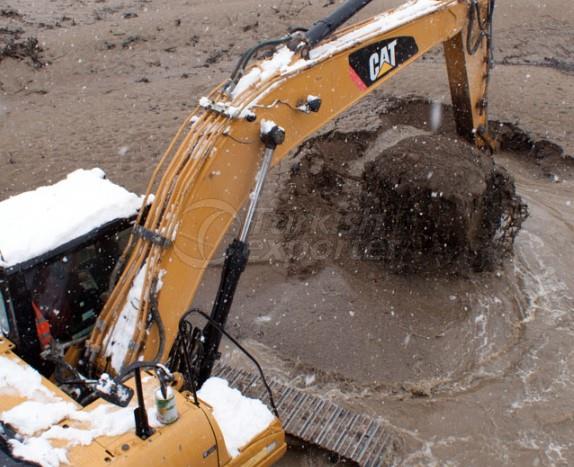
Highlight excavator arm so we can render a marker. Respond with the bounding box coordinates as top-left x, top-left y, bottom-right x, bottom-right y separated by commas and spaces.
87, 0, 495, 379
